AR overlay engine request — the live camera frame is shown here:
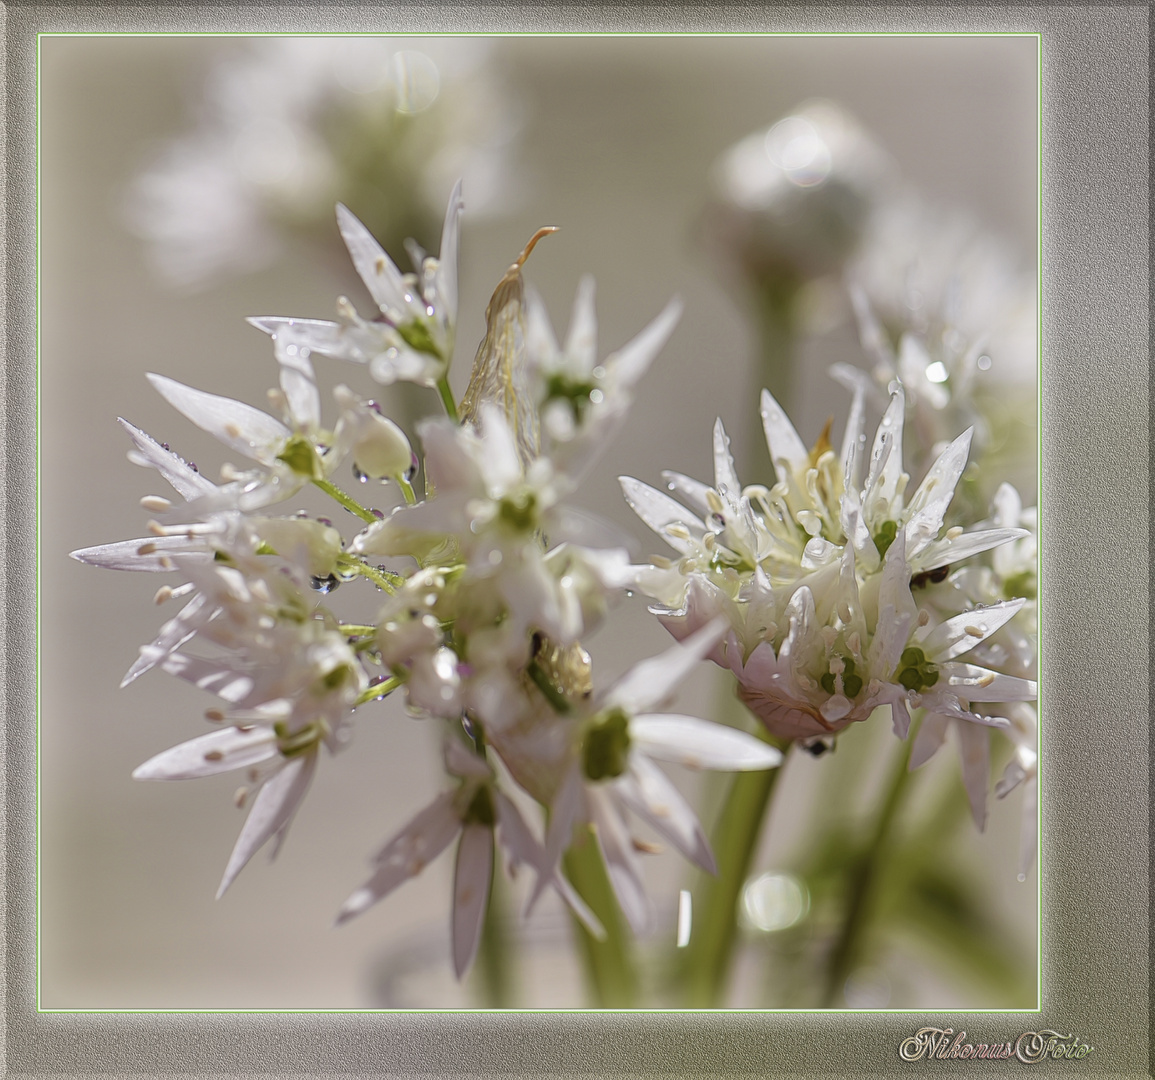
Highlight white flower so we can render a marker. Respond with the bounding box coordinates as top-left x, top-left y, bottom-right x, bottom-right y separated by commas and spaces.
528, 620, 782, 933
249, 182, 464, 388
336, 737, 600, 978
125, 38, 513, 289
525, 275, 682, 479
